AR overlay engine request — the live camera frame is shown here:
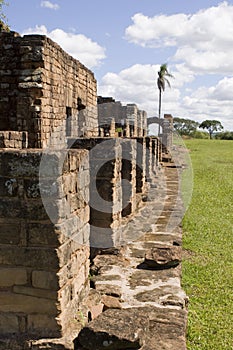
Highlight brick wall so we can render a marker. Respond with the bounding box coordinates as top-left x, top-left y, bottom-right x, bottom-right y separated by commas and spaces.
0, 131, 28, 149
0, 149, 90, 341
0, 31, 98, 149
